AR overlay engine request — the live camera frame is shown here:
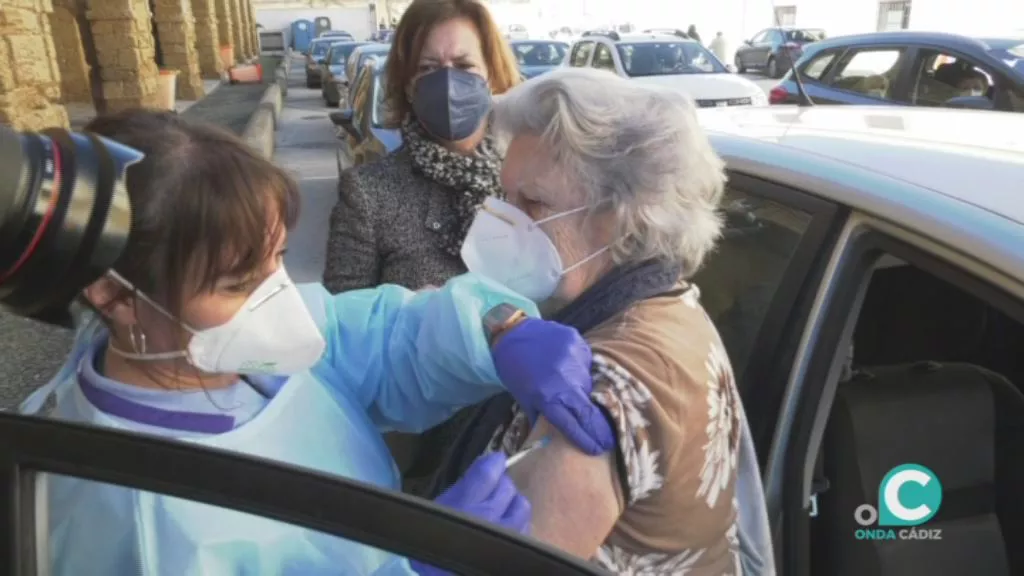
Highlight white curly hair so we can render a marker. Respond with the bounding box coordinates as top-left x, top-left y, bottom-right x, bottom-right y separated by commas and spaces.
490, 67, 726, 277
